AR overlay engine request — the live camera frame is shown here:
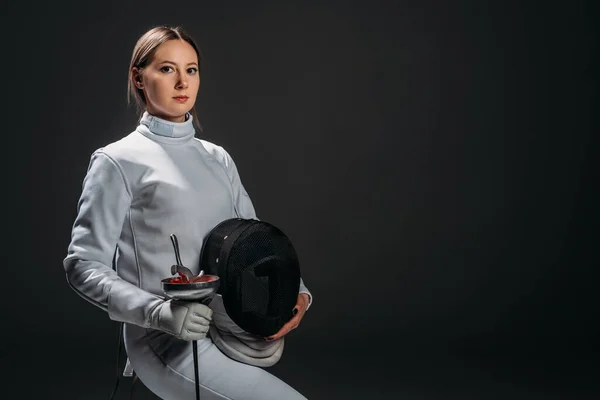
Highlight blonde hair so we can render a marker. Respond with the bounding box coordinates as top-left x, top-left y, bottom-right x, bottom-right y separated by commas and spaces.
127, 25, 203, 129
